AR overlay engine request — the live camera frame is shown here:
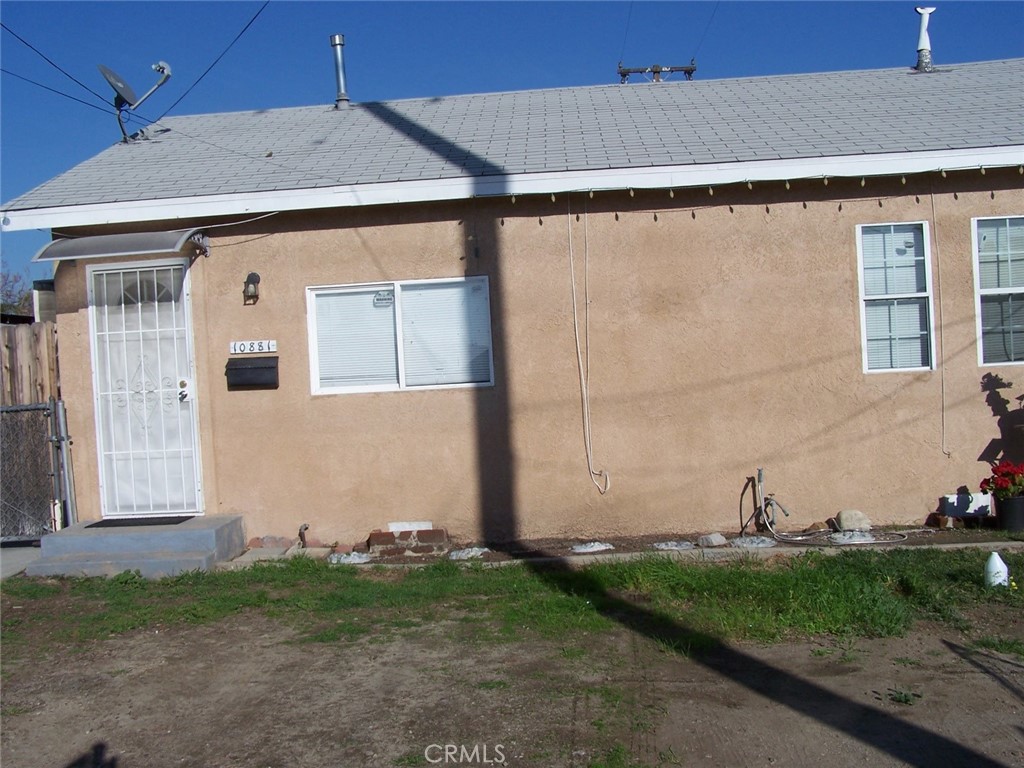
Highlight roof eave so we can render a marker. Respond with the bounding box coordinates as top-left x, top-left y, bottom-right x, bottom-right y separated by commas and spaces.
3, 145, 1021, 233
